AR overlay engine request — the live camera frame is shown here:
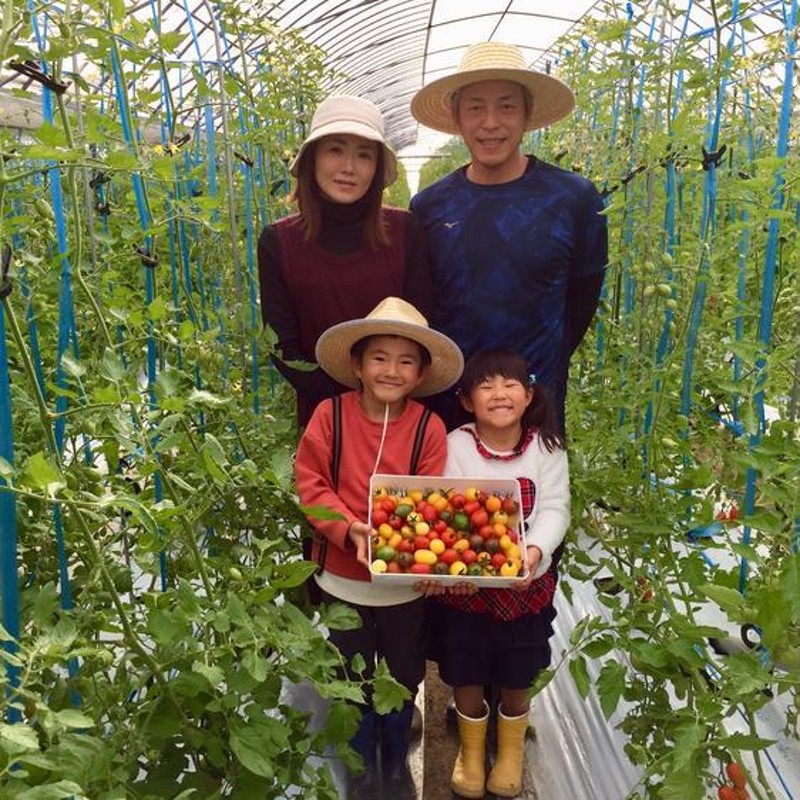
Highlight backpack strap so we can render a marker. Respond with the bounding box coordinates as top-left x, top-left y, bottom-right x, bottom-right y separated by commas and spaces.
409, 407, 432, 474
314, 394, 342, 574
